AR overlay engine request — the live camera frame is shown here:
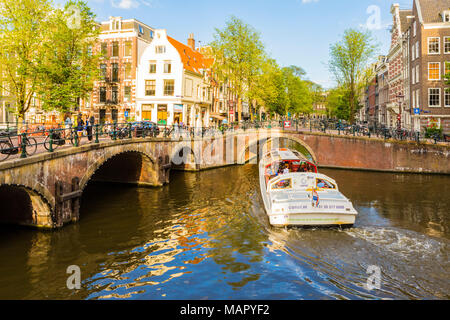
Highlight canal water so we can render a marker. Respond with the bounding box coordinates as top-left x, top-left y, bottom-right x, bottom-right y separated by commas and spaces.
0, 165, 449, 300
